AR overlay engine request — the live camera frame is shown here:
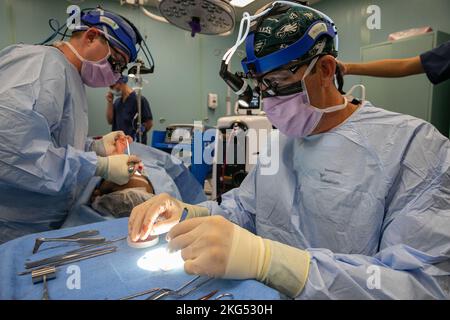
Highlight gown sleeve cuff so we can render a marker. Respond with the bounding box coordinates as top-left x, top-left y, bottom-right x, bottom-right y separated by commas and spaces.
183, 203, 210, 219
259, 239, 311, 298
